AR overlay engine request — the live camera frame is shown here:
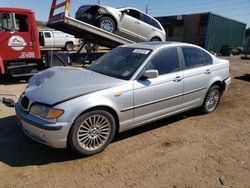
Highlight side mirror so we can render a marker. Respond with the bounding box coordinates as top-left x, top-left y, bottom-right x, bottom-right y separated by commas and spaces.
121, 9, 129, 14
142, 70, 158, 79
